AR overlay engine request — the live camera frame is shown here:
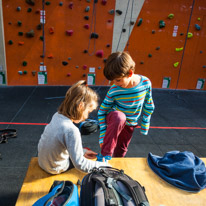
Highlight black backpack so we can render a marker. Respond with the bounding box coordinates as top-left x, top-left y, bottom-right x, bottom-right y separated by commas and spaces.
79, 167, 150, 206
